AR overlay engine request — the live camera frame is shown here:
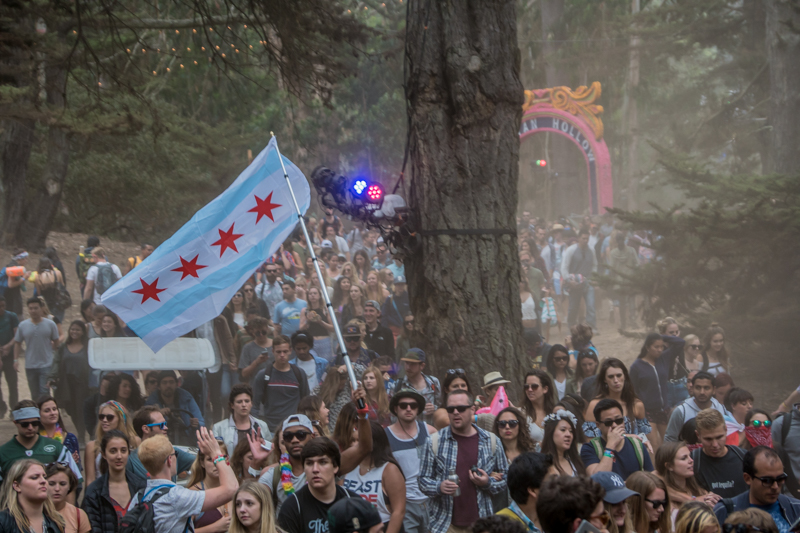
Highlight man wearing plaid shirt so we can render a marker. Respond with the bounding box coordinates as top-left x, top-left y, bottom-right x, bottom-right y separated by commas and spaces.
419, 389, 508, 533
